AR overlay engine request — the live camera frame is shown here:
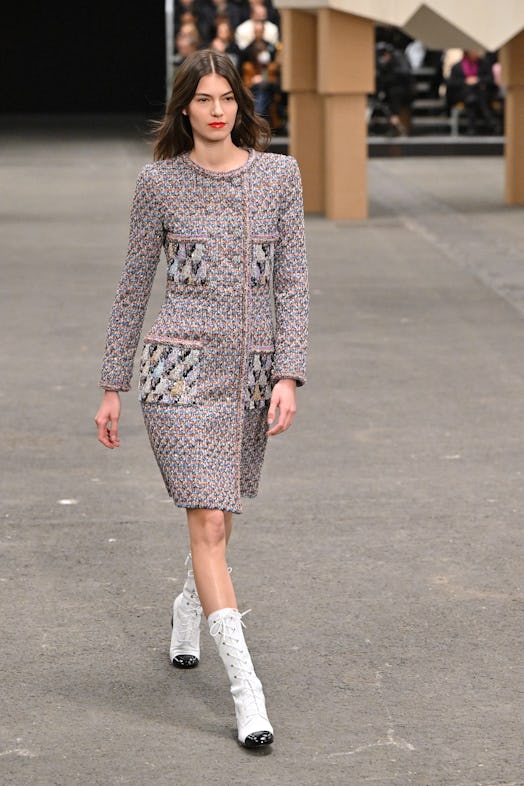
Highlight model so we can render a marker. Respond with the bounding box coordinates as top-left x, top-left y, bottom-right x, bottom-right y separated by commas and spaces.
95, 50, 308, 749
